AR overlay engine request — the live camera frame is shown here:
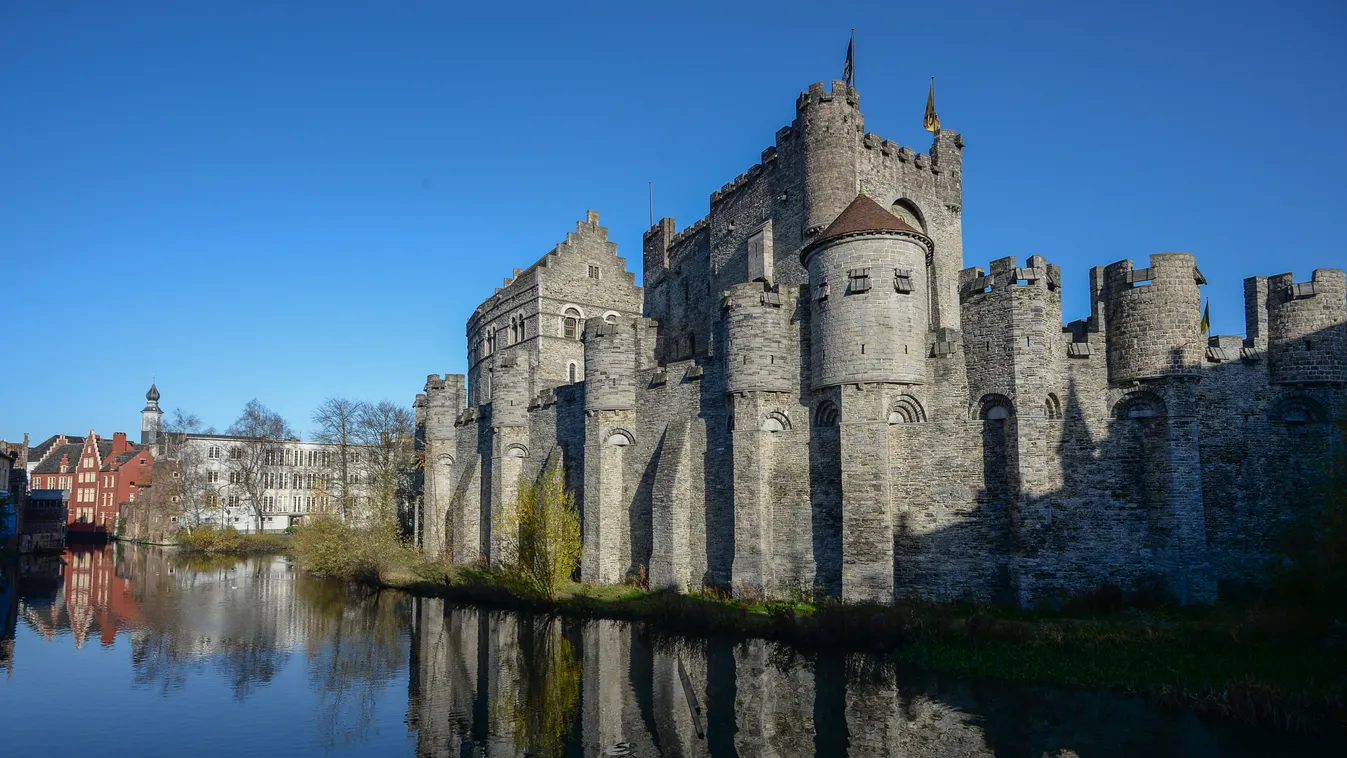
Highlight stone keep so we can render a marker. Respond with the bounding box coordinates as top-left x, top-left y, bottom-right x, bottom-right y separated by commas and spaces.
418, 80, 1346, 607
